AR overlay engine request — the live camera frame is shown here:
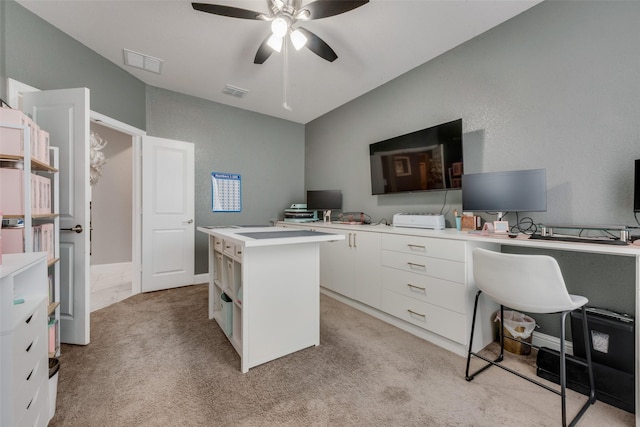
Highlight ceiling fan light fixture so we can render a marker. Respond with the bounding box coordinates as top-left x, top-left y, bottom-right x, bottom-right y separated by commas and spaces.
271, 17, 289, 37
290, 29, 307, 50
267, 34, 283, 52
